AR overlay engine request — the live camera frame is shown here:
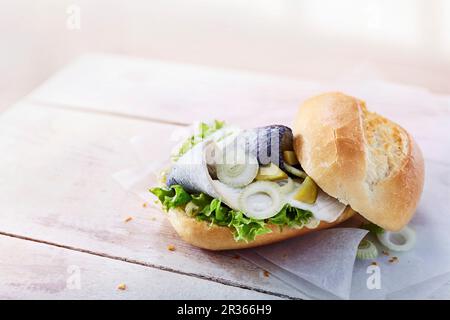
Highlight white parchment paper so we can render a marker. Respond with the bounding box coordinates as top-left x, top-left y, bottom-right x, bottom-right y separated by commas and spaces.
240, 228, 368, 299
